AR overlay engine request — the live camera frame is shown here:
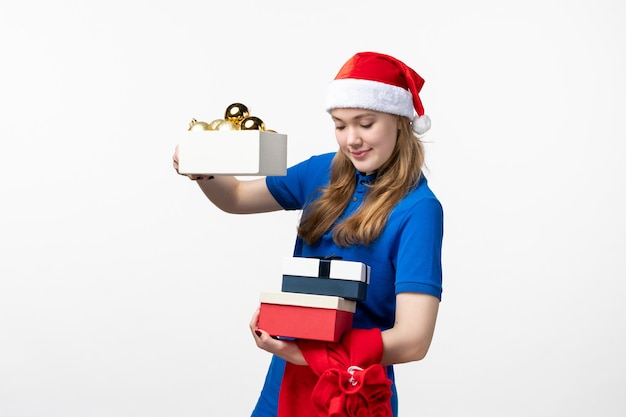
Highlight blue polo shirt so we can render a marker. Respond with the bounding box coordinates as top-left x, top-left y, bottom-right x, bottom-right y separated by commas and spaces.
251, 152, 443, 417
